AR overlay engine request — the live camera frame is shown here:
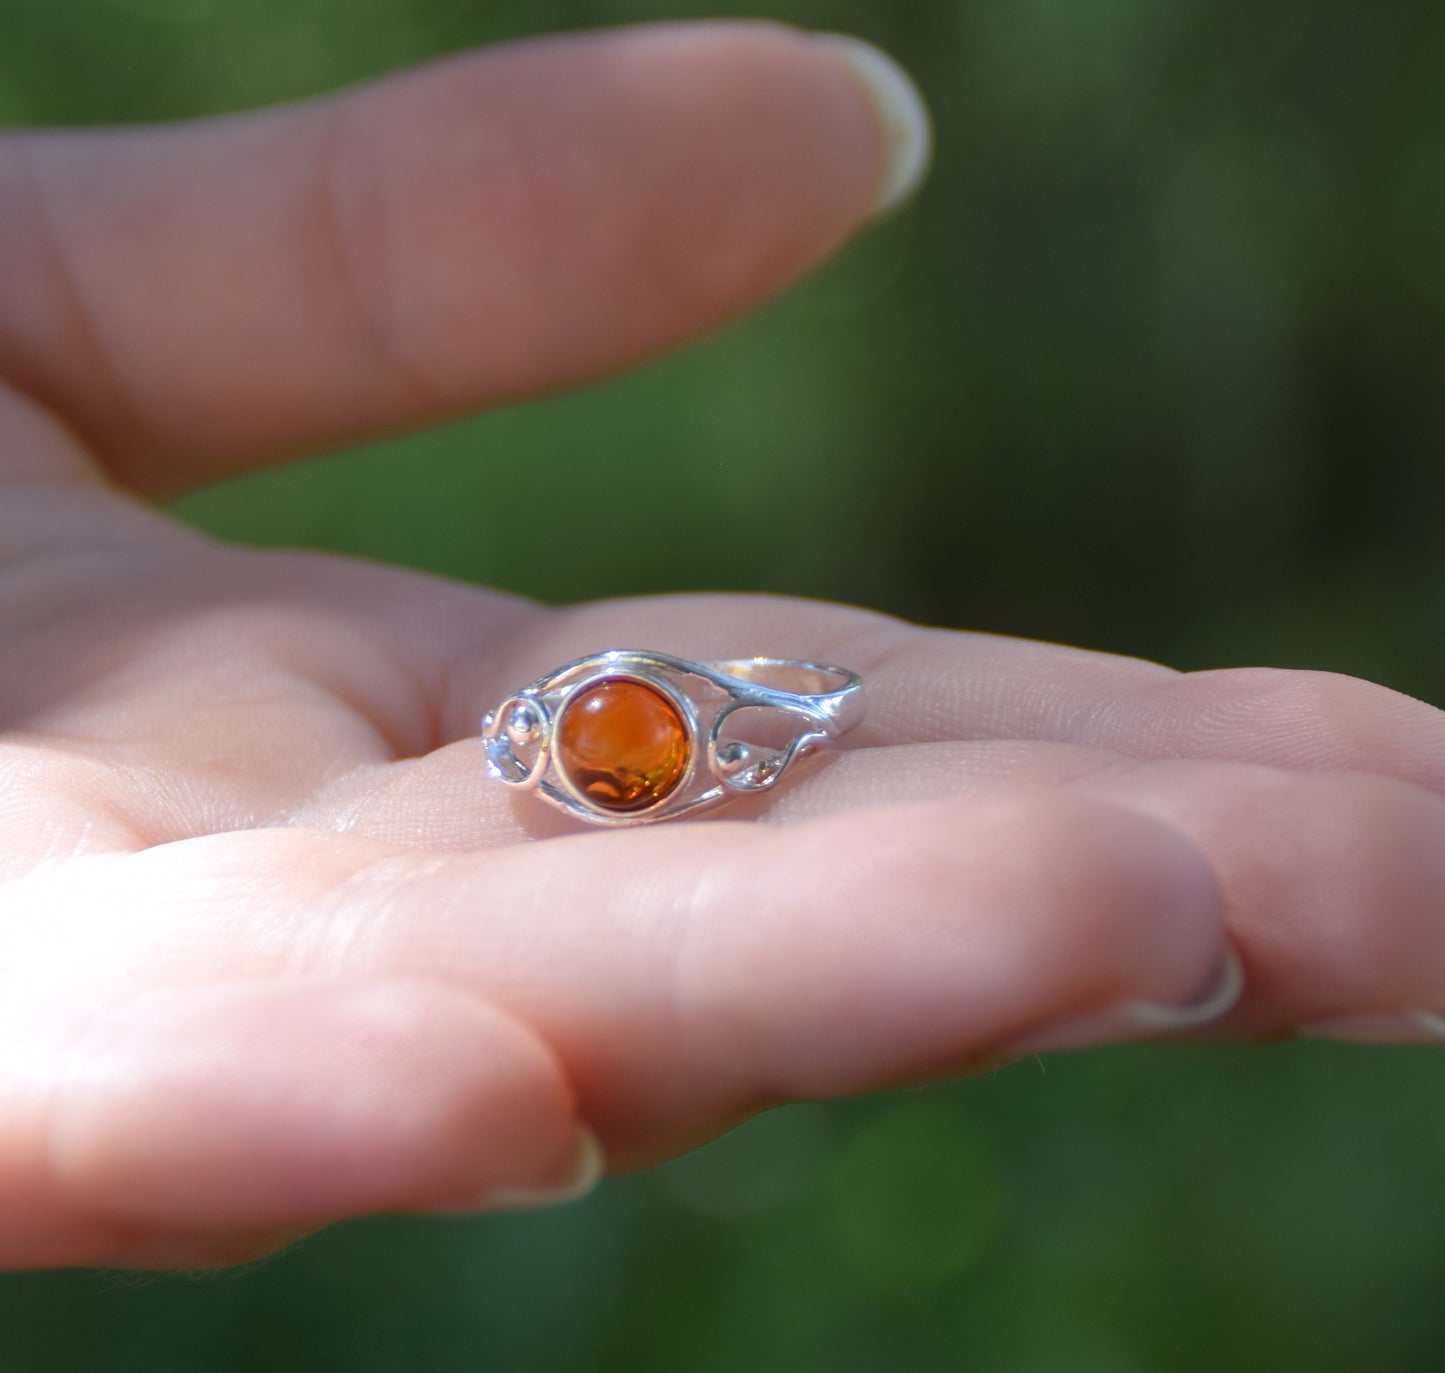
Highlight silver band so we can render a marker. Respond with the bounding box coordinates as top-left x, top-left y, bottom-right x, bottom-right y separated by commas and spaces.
482, 650, 865, 826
